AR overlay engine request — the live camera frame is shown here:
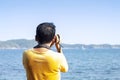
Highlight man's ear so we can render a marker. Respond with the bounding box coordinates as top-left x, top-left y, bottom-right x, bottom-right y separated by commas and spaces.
35, 35, 39, 41
53, 36, 56, 41
50, 36, 56, 47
